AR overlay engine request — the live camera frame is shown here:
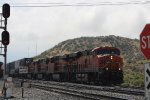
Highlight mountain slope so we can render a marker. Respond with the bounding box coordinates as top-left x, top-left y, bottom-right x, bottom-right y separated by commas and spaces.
36, 35, 143, 62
